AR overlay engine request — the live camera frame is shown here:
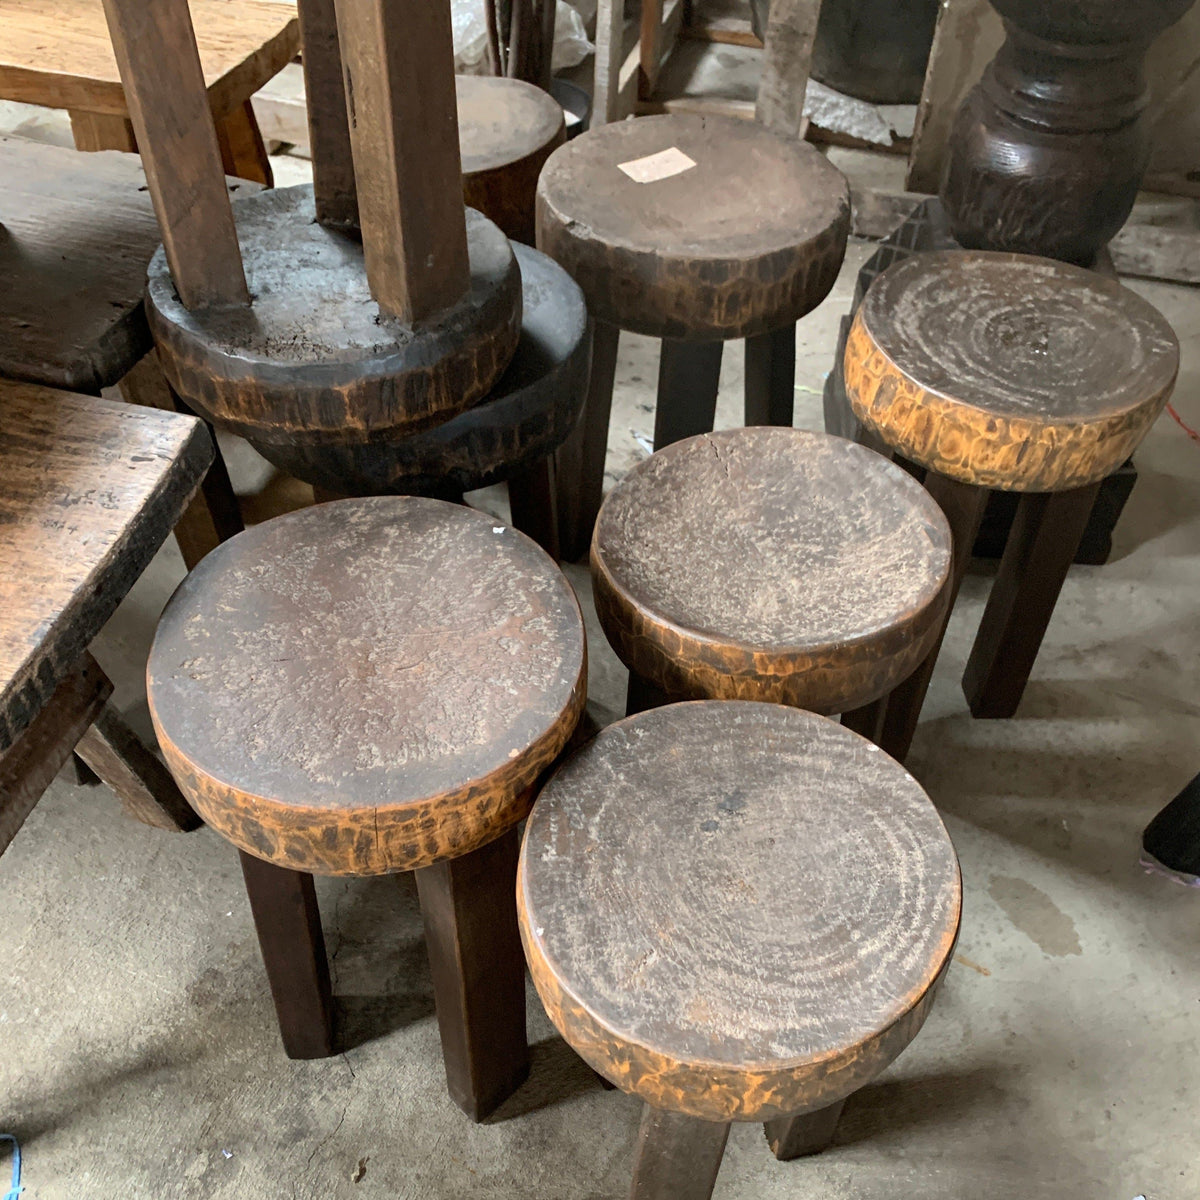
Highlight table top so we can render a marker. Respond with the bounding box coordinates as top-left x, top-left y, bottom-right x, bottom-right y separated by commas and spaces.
519, 702, 961, 1122
0, 0, 299, 117
0, 380, 212, 750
